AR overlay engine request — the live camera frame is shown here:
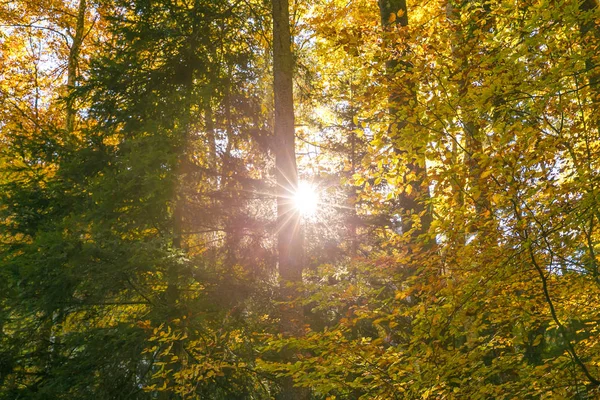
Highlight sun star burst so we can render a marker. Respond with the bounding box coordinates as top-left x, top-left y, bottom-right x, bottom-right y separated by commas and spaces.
294, 181, 318, 217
